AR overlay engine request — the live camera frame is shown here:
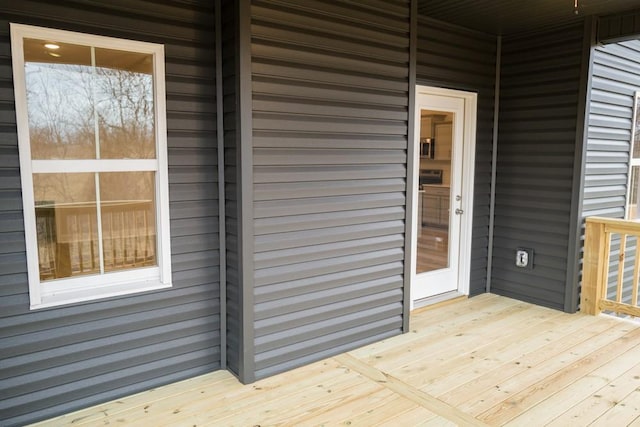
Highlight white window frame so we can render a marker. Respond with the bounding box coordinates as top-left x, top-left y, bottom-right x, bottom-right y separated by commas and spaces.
626, 91, 640, 220
10, 23, 172, 309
